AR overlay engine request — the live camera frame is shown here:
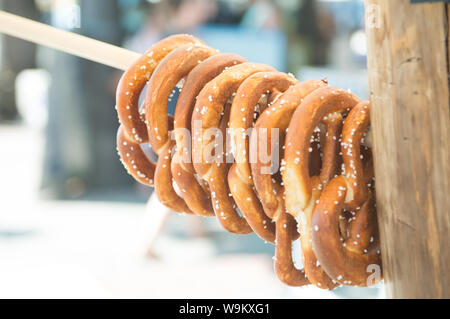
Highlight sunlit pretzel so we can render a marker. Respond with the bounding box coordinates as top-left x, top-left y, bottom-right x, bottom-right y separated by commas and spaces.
192, 62, 275, 234
114, 34, 382, 289
282, 87, 361, 289
171, 53, 247, 217
251, 80, 328, 218
143, 43, 218, 213
116, 35, 203, 186
312, 101, 382, 287
250, 80, 328, 284
250, 80, 328, 286
283, 86, 361, 213
227, 71, 298, 243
